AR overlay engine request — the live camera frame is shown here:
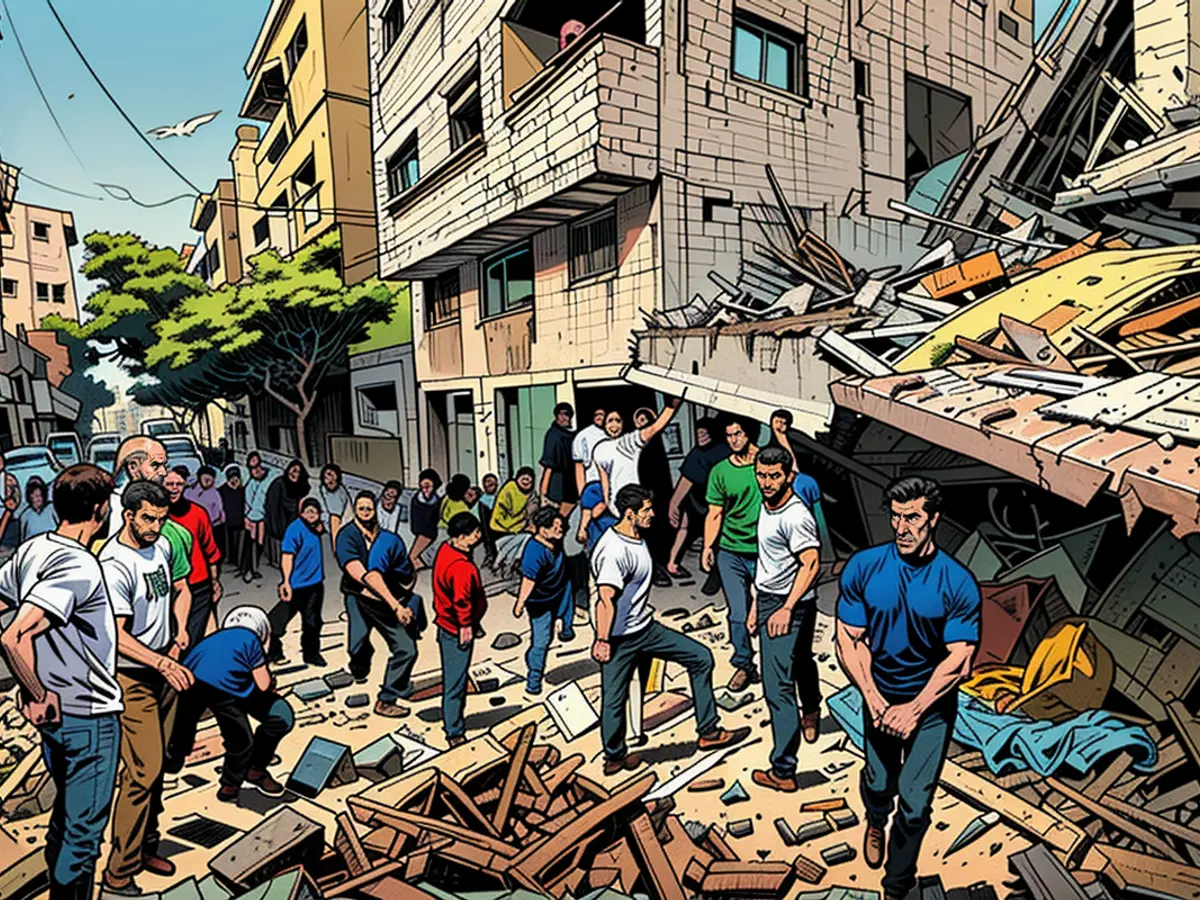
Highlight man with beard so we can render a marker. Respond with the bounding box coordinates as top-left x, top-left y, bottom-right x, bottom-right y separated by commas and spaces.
336, 492, 425, 718
266, 498, 327, 666
745, 446, 822, 795
101, 481, 195, 894
432, 512, 487, 746
836, 477, 980, 900
109, 438, 193, 587
165, 467, 223, 648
